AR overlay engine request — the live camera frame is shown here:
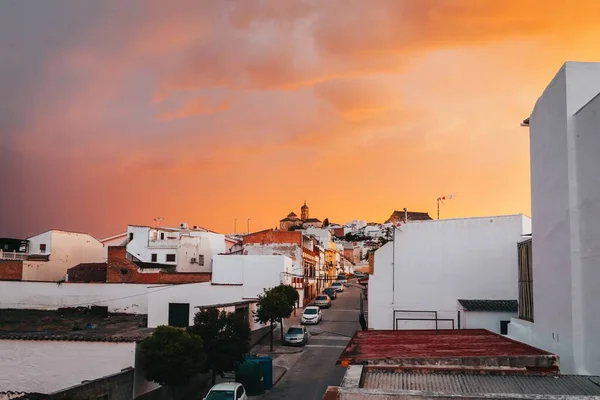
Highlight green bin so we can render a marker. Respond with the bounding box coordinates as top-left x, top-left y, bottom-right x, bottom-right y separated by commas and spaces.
246, 356, 273, 390
235, 359, 264, 396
